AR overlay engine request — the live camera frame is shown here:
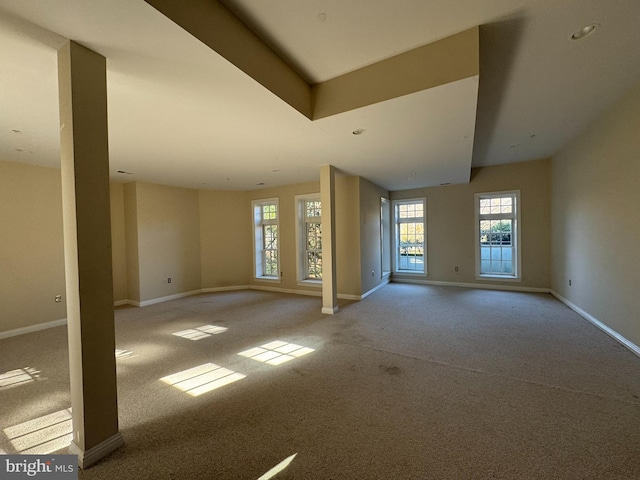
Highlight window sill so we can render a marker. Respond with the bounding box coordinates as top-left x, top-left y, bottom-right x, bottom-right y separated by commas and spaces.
255, 276, 281, 283
393, 271, 427, 276
476, 274, 521, 282
297, 279, 322, 287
